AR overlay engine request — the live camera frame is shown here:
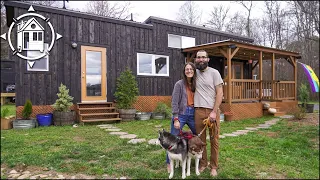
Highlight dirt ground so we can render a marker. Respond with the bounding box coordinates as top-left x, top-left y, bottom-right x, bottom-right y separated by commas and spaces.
288, 113, 319, 126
